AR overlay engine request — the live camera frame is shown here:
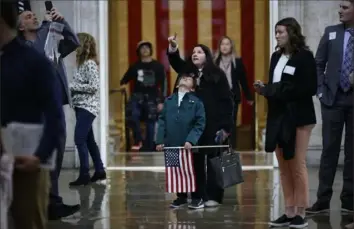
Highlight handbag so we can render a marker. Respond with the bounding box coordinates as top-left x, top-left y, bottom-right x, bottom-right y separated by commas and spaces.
209, 145, 244, 189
